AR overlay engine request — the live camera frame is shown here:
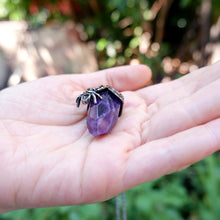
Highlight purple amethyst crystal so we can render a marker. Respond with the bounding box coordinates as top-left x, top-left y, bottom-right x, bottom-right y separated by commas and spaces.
87, 91, 121, 136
